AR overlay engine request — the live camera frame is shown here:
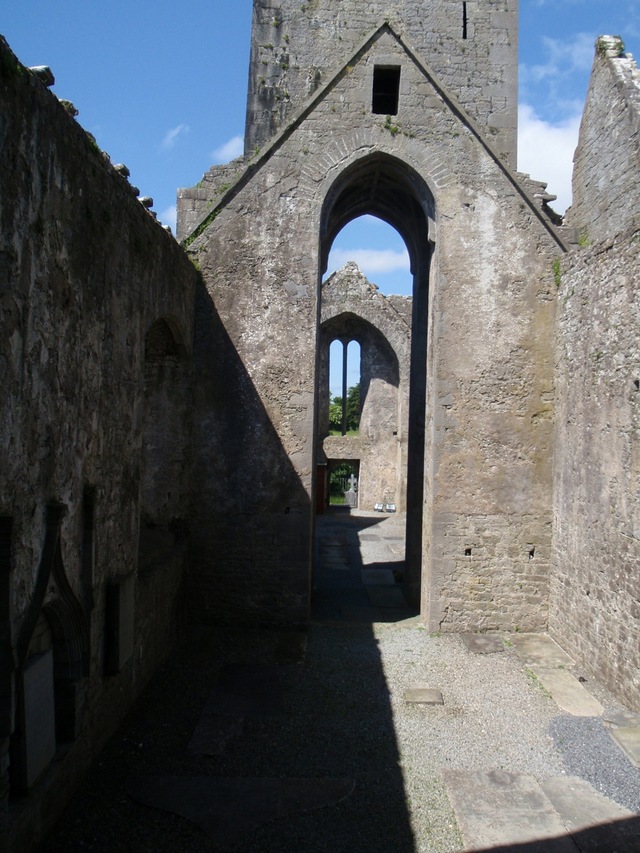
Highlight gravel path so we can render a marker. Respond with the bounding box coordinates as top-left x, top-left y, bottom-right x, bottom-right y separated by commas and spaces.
41, 512, 640, 852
